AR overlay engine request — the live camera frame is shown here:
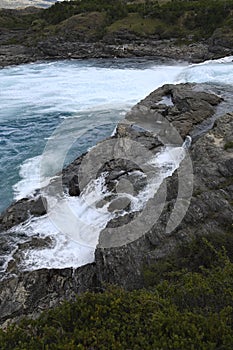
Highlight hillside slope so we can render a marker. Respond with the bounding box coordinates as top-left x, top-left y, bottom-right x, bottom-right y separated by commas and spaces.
1, 0, 233, 66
